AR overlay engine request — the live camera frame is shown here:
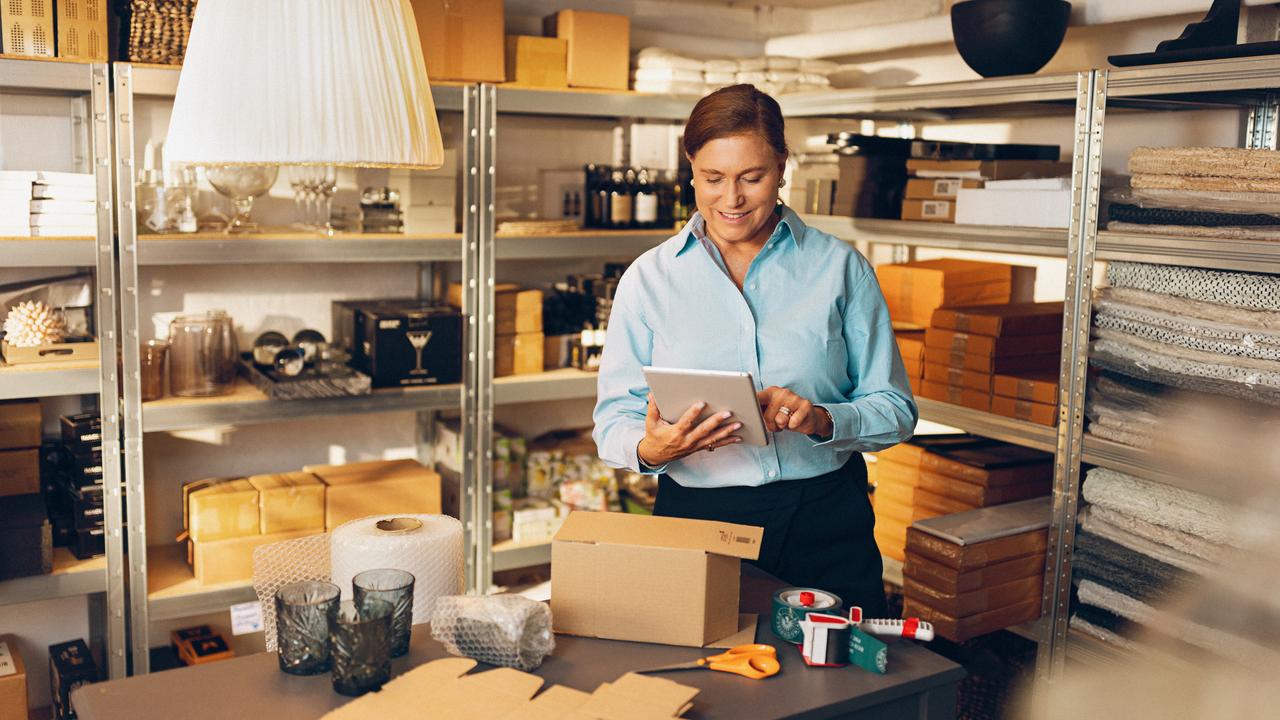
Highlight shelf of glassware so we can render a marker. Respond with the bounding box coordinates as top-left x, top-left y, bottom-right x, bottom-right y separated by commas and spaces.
135, 231, 464, 265
0, 549, 108, 607
0, 237, 97, 267
146, 544, 256, 622
142, 379, 462, 433
0, 360, 100, 401
802, 216, 1068, 258
1095, 230, 1280, 275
